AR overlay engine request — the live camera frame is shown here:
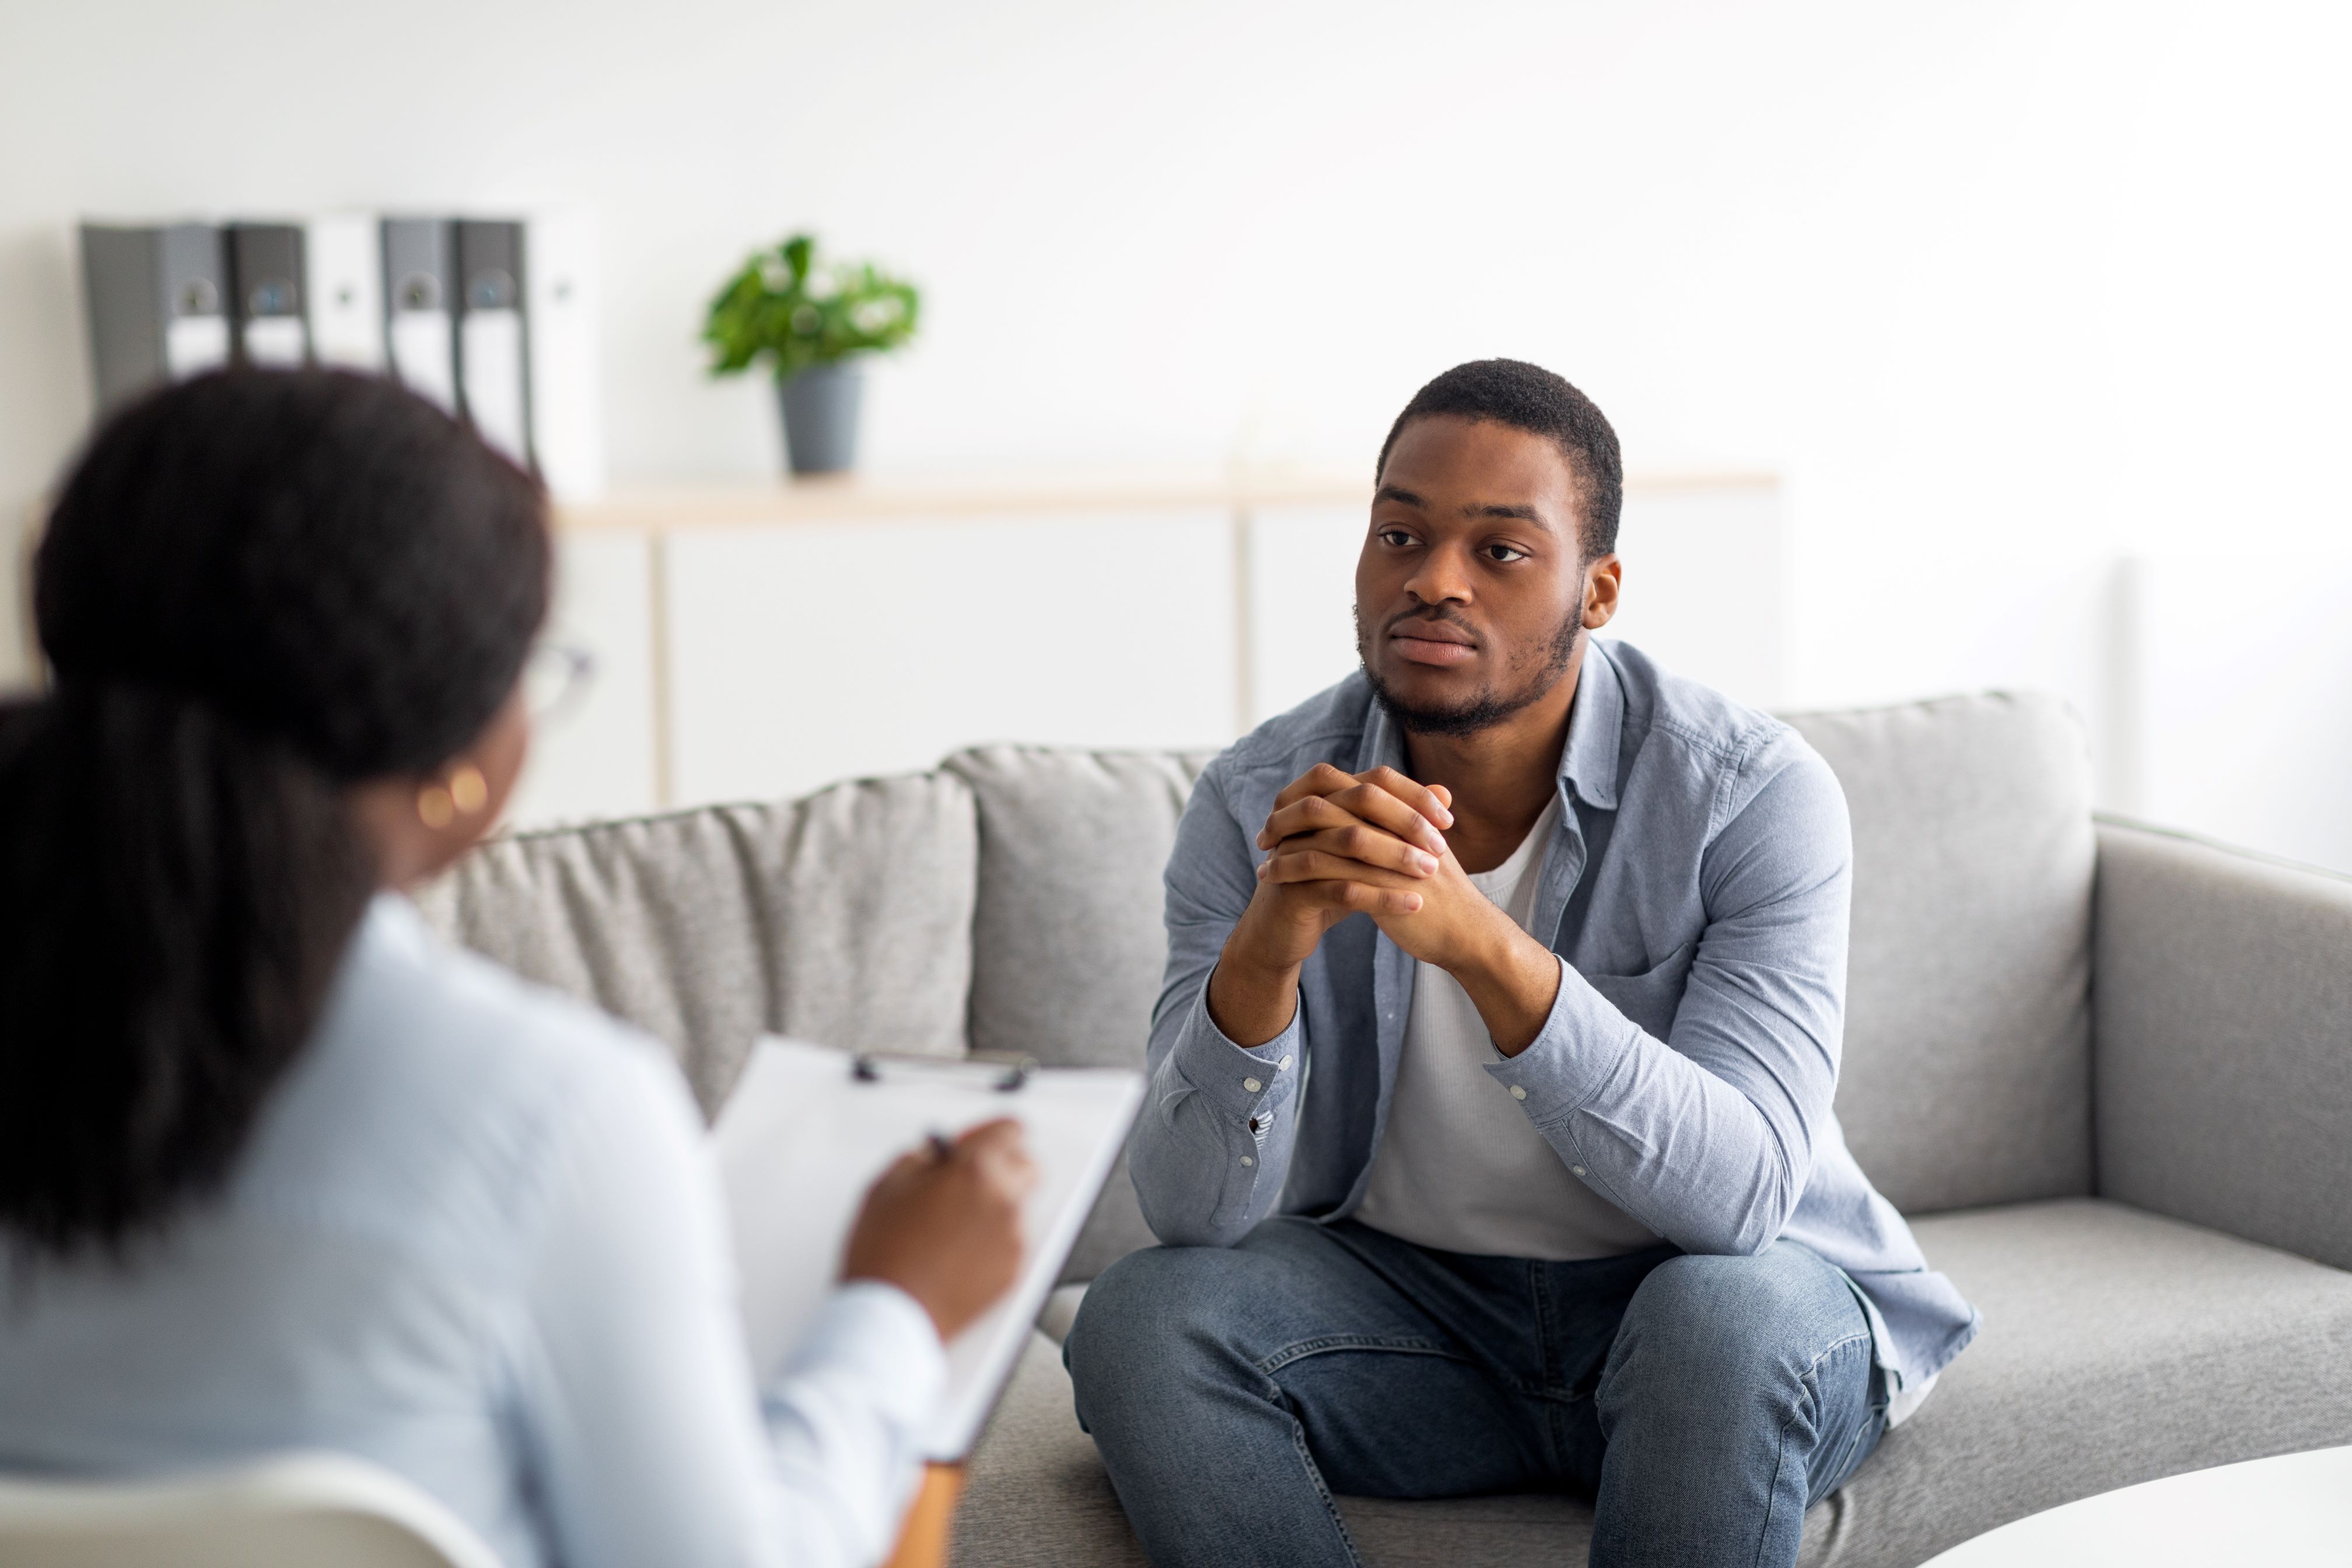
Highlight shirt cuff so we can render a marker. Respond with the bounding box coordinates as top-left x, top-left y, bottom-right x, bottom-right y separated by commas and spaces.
776, 1281, 949, 1434
1172, 968, 1304, 1124
1482, 955, 1642, 1121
